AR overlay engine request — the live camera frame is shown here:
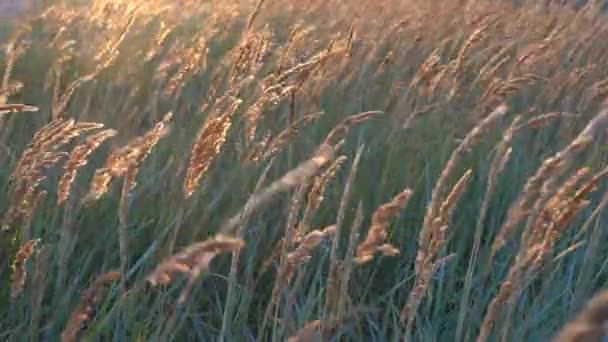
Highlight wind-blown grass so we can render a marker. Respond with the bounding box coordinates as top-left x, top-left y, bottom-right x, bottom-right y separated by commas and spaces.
3, 1, 608, 341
